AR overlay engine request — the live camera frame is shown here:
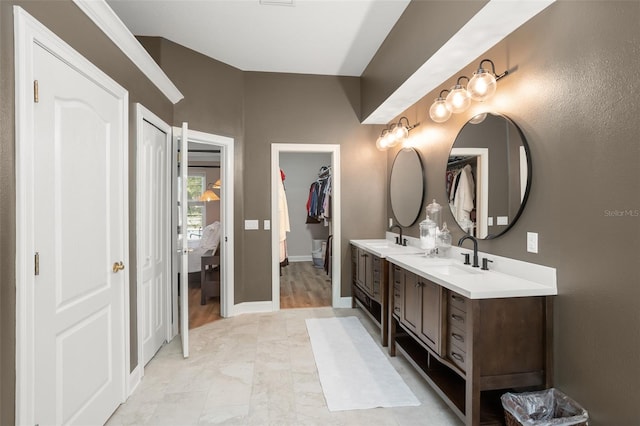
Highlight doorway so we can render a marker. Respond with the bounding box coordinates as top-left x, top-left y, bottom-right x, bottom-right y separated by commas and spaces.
172, 126, 235, 358
278, 152, 333, 308
186, 140, 223, 328
270, 144, 341, 311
